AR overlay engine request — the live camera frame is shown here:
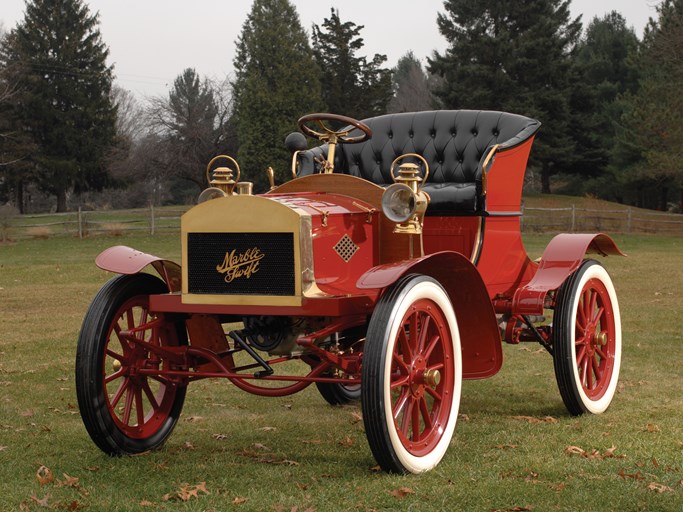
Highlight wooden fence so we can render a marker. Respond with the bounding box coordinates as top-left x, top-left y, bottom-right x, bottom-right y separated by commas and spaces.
4, 204, 683, 240
521, 205, 683, 236
6, 206, 188, 240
